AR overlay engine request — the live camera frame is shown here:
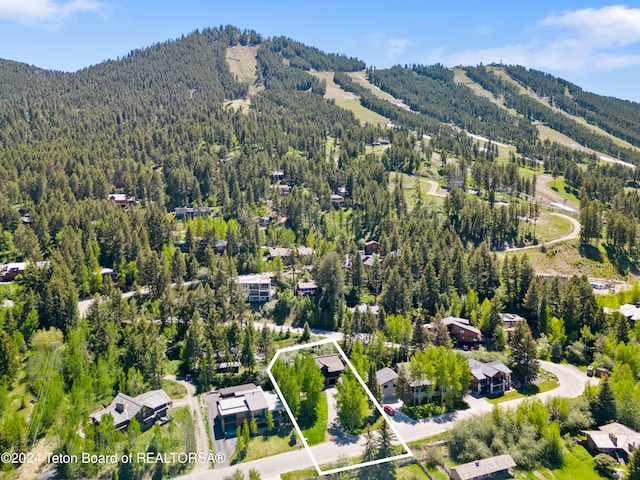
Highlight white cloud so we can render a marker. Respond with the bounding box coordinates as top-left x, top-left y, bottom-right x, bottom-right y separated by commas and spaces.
0, 0, 108, 28
541, 5, 640, 48
436, 5, 640, 73
385, 38, 412, 58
